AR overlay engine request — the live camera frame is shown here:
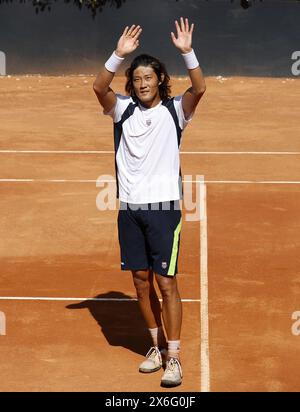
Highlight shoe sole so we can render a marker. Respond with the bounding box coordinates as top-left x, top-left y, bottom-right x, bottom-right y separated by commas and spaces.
160, 379, 182, 388
139, 365, 162, 373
